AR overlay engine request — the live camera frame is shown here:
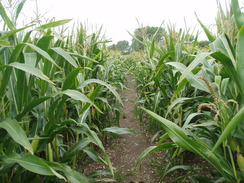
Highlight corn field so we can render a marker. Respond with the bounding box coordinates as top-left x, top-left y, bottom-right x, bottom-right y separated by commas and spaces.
0, 0, 244, 182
